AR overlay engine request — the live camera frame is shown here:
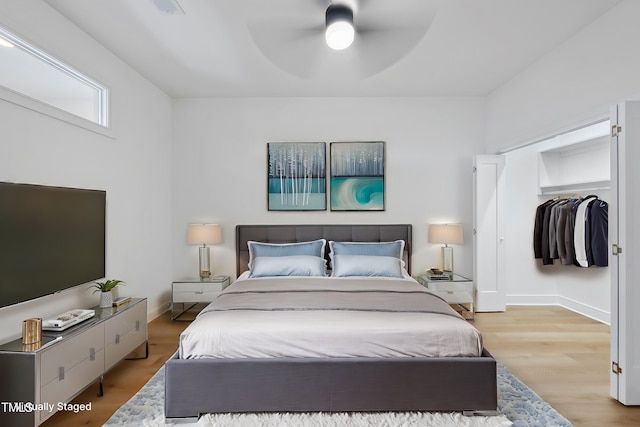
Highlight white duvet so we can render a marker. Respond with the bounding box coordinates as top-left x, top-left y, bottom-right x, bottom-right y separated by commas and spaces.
179, 274, 483, 359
